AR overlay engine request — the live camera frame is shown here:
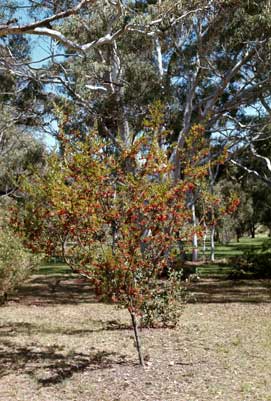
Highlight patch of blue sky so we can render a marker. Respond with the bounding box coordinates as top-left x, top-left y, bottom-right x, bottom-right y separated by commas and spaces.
11, 1, 64, 148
